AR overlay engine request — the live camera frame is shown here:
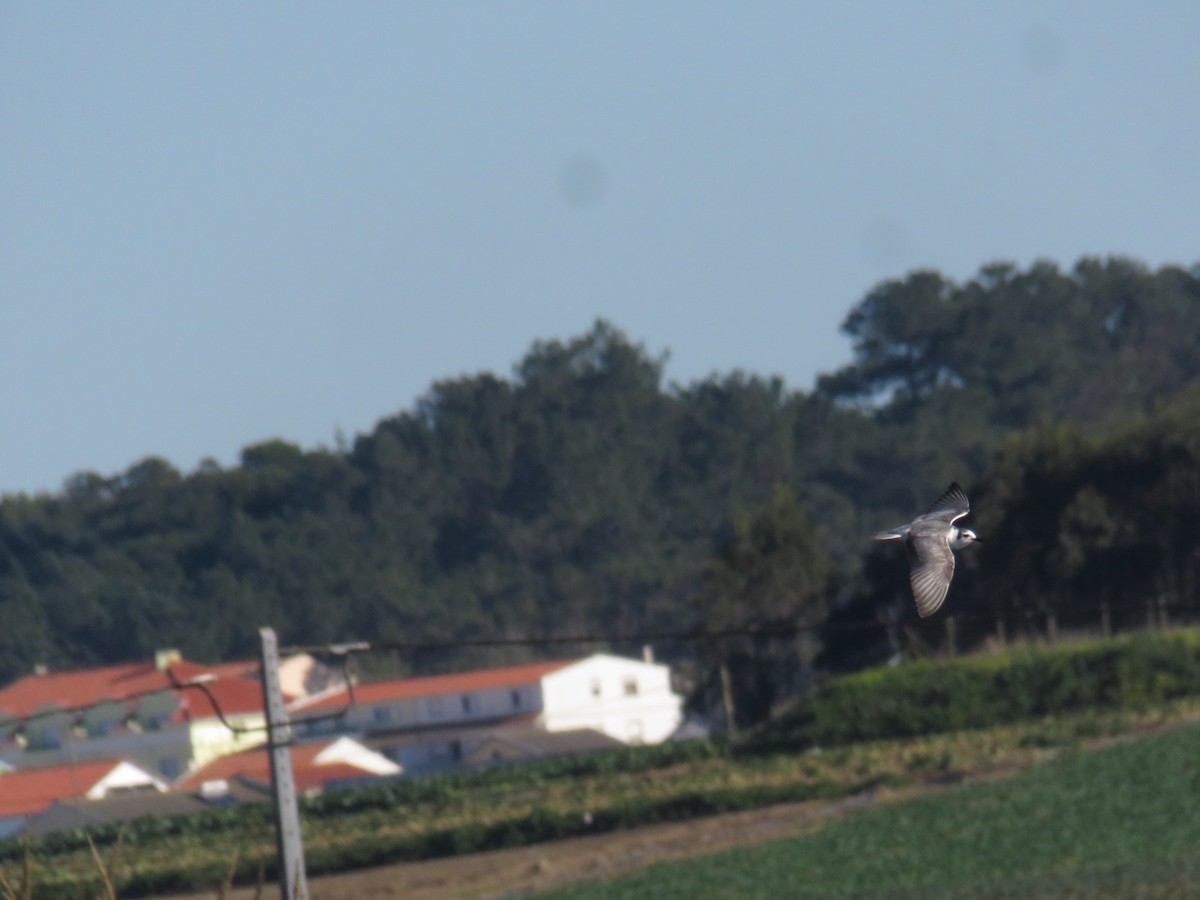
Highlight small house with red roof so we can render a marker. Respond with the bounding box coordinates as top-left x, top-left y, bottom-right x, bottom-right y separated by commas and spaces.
0, 758, 167, 839
174, 735, 401, 798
